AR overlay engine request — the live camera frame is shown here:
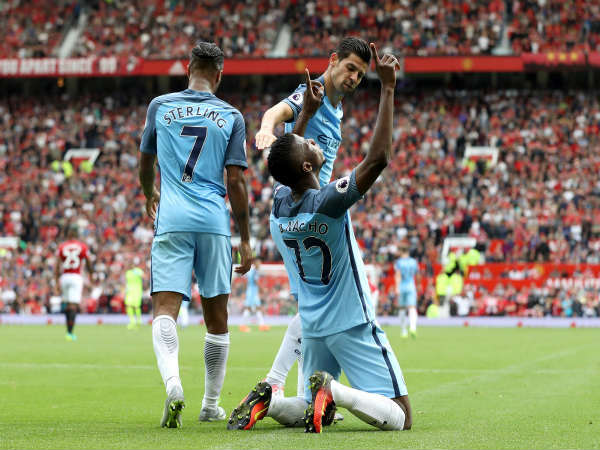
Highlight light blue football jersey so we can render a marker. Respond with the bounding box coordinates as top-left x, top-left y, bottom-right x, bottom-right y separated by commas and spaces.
271, 170, 375, 338
274, 76, 344, 297
140, 89, 247, 236
282, 75, 343, 187
394, 257, 418, 292
246, 267, 259, 296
